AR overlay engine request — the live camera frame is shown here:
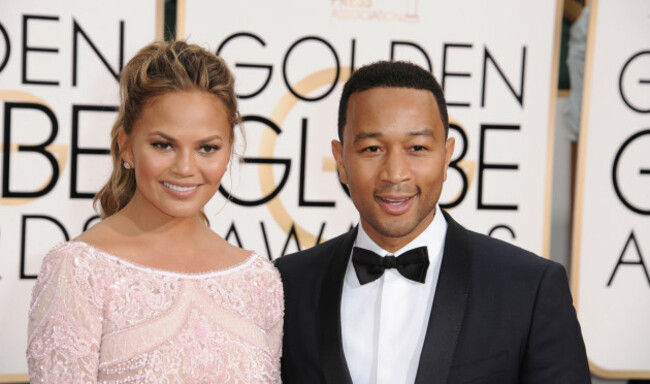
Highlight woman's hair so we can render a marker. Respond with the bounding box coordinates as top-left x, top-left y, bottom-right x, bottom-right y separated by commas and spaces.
93, 40, 239, 225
